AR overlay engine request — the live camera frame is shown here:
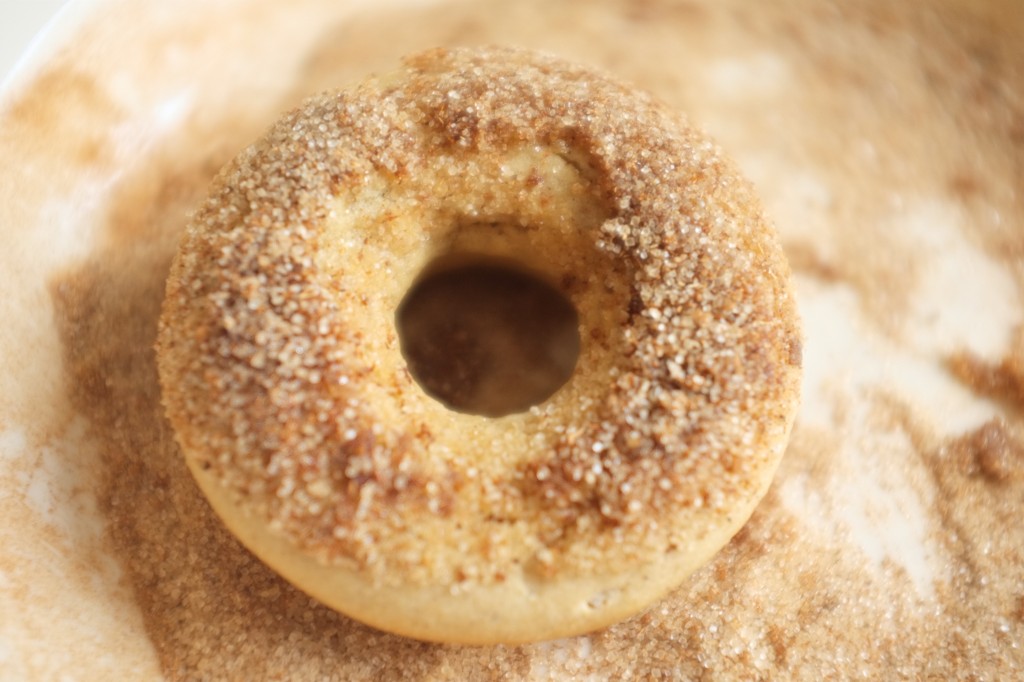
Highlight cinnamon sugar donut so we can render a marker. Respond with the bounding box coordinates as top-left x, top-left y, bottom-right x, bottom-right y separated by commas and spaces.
156, 47, 802, 644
